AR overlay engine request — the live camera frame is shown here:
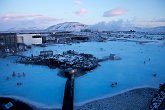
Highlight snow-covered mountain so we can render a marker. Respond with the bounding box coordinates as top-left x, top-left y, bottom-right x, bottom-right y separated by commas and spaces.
46, 22, 87, 32
3, 21, 165, 33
